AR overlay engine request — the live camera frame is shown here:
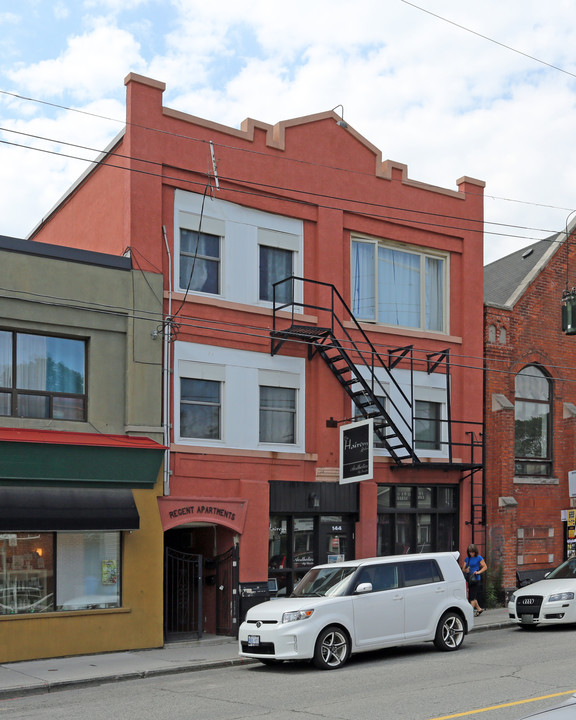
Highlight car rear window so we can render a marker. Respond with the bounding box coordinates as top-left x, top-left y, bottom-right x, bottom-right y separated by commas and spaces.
401, 559, 443, 587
